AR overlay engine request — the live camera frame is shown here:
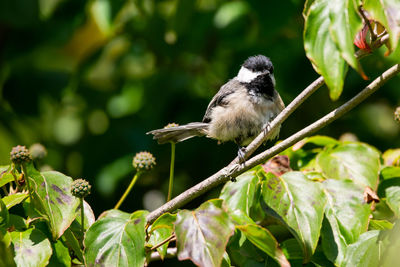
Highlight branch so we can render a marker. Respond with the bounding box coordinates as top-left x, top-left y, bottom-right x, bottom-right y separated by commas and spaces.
146, 63, 400, 224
